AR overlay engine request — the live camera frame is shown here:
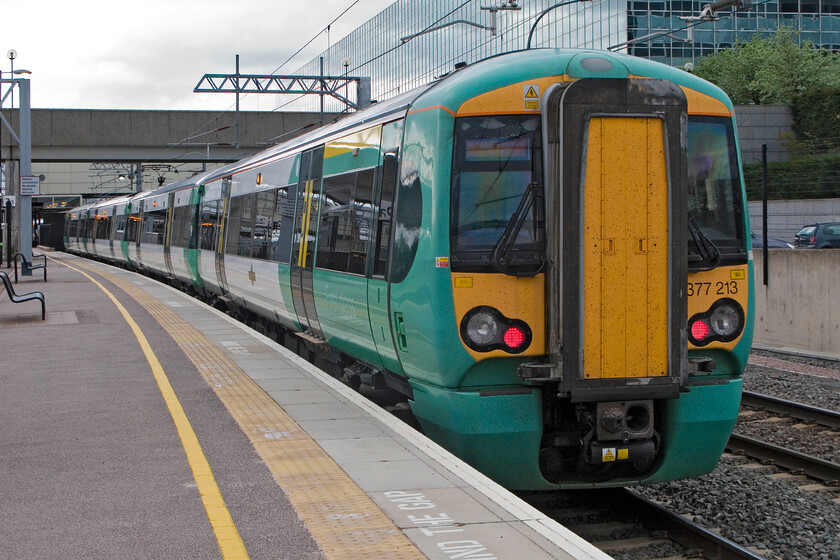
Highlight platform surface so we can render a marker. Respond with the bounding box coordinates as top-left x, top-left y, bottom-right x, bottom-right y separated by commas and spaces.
0, 251, 610, 560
